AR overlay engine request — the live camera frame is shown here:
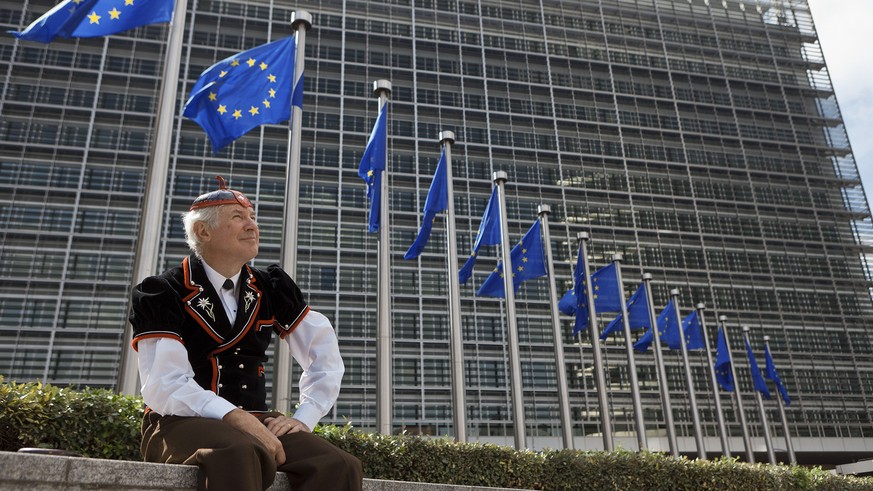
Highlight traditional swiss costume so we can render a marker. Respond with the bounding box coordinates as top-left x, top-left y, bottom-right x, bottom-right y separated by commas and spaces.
128, 176, 362, 491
